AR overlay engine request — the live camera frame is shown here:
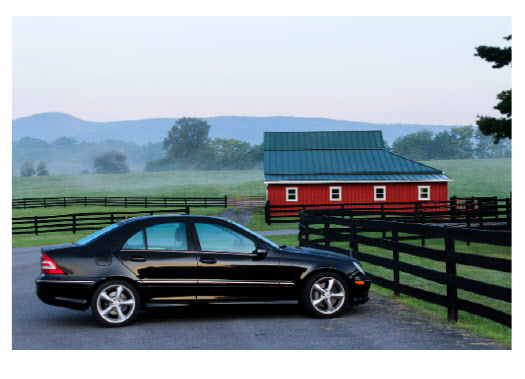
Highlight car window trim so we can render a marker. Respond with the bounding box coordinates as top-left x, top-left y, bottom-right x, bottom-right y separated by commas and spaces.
190, 221, 260, 255
119, 220, 194, 252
